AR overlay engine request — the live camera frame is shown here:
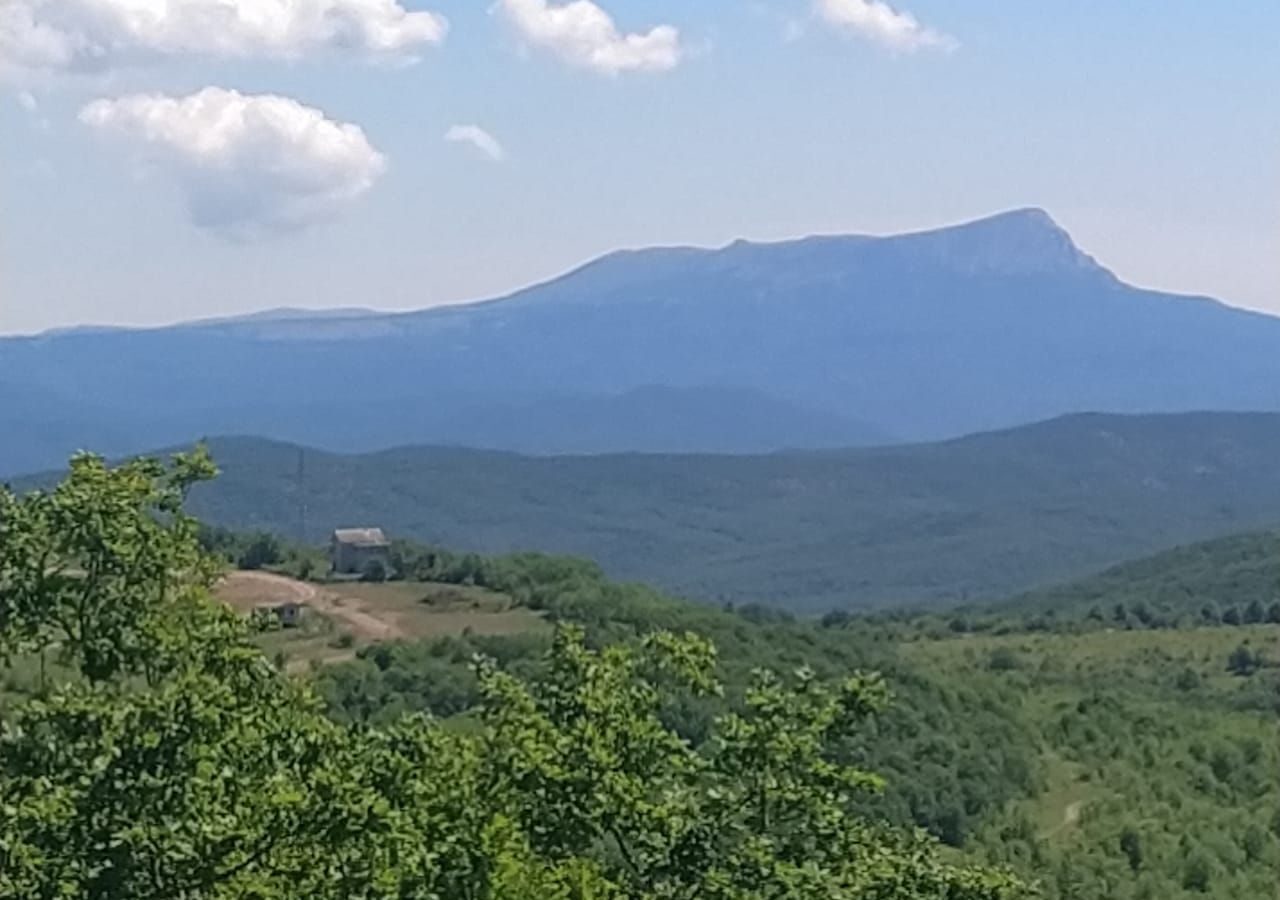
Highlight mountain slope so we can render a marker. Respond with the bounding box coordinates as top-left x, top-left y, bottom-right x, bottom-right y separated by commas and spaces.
5, 208, 1280, 474
38, 411, 1280, 611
